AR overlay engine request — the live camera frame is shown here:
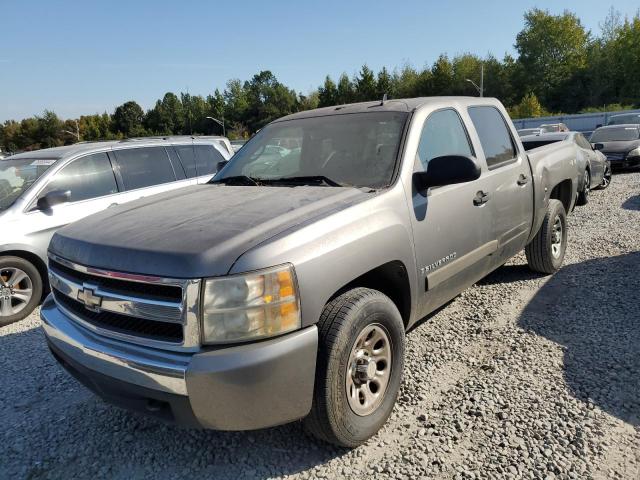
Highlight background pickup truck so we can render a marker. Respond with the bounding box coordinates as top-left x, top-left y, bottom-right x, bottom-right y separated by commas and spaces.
41, 97, 578, 447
